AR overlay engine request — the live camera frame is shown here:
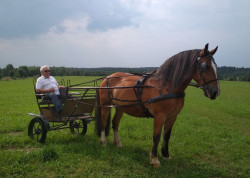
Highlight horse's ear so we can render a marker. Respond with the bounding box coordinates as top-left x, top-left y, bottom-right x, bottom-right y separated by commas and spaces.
204, 43, 209, 51
210, 46, 218, 55
200, 43, 209, 57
